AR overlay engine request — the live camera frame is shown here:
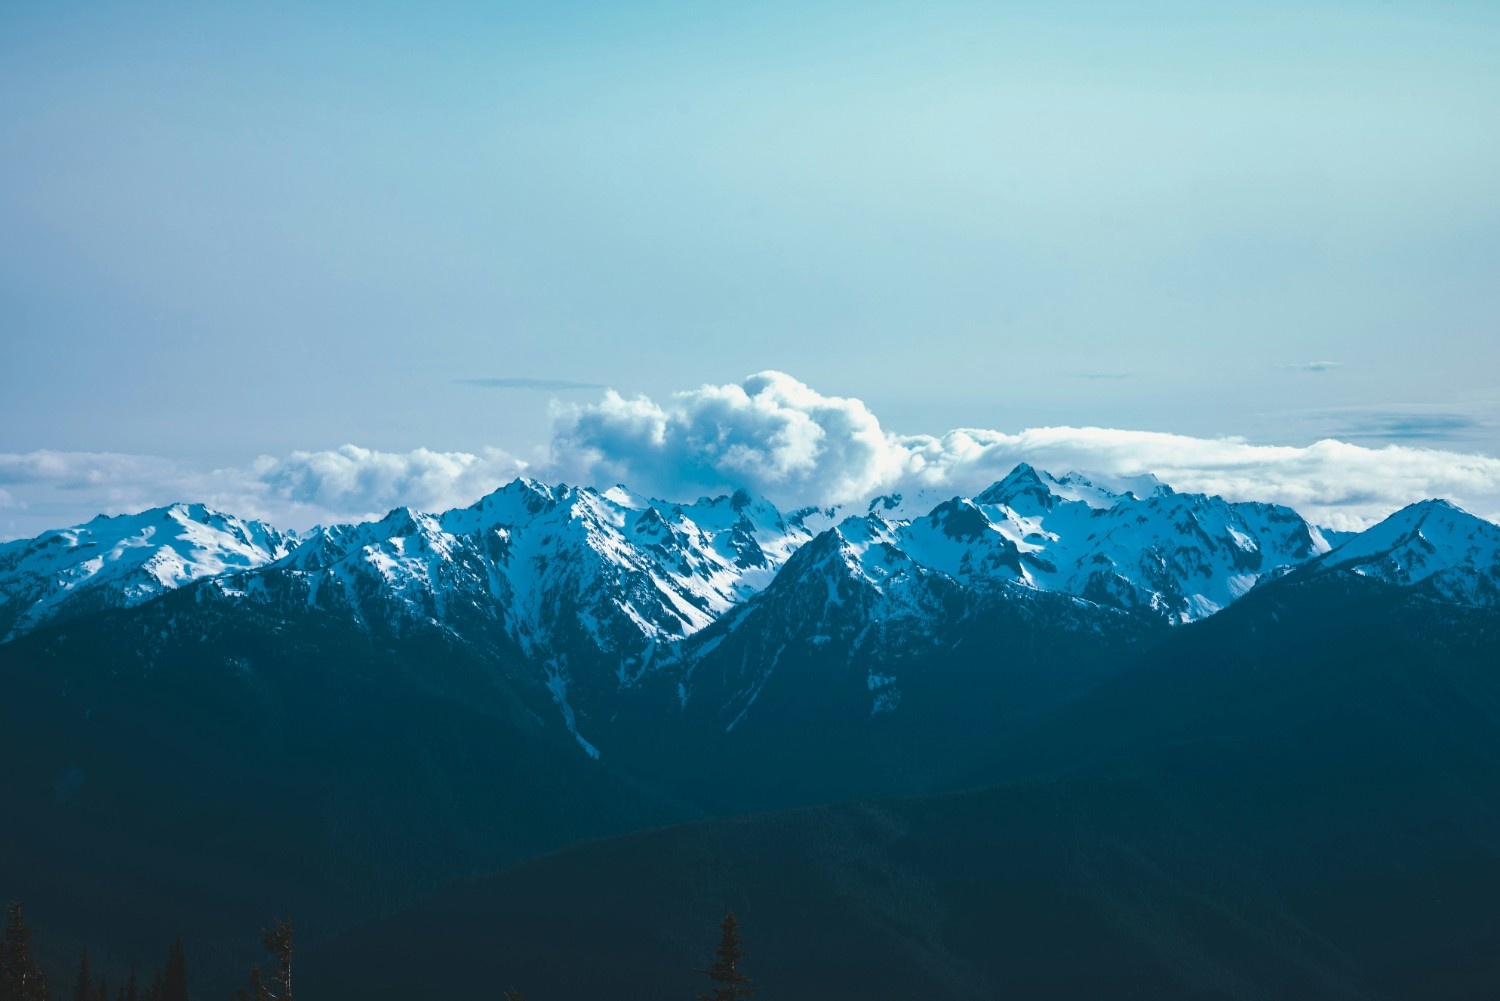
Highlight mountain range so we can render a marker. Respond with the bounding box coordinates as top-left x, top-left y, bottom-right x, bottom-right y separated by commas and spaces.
2, 463, 1499, 998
